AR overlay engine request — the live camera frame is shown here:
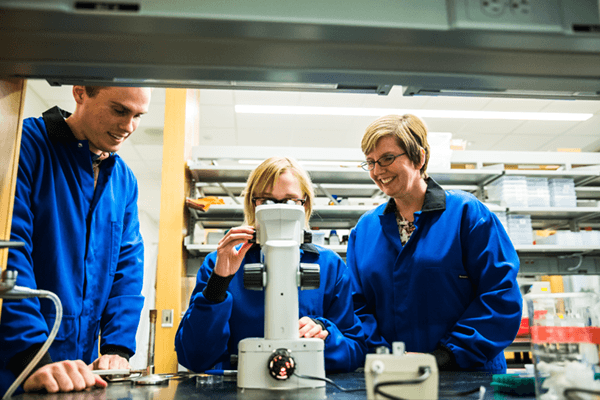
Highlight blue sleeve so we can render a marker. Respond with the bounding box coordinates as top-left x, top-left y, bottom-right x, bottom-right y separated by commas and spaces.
0, 122, 50, 367
440, 203, 522, 368
99, 176, 145, 355
175, 253, 233, 372
346, 227, 391, 353
312, 254, 367, 372
0, 369, 23, 398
